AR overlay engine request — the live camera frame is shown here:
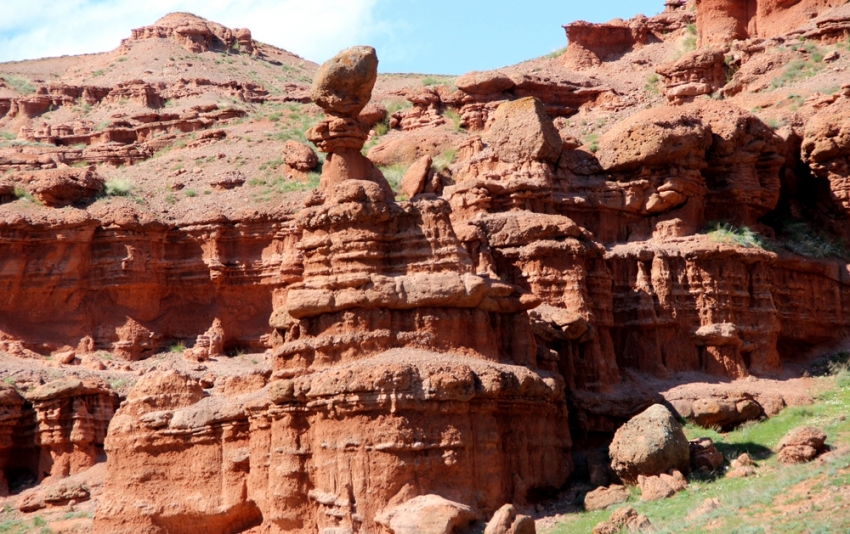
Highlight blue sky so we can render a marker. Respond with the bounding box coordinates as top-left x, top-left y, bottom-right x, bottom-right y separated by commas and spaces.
0, 0, 663, 74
